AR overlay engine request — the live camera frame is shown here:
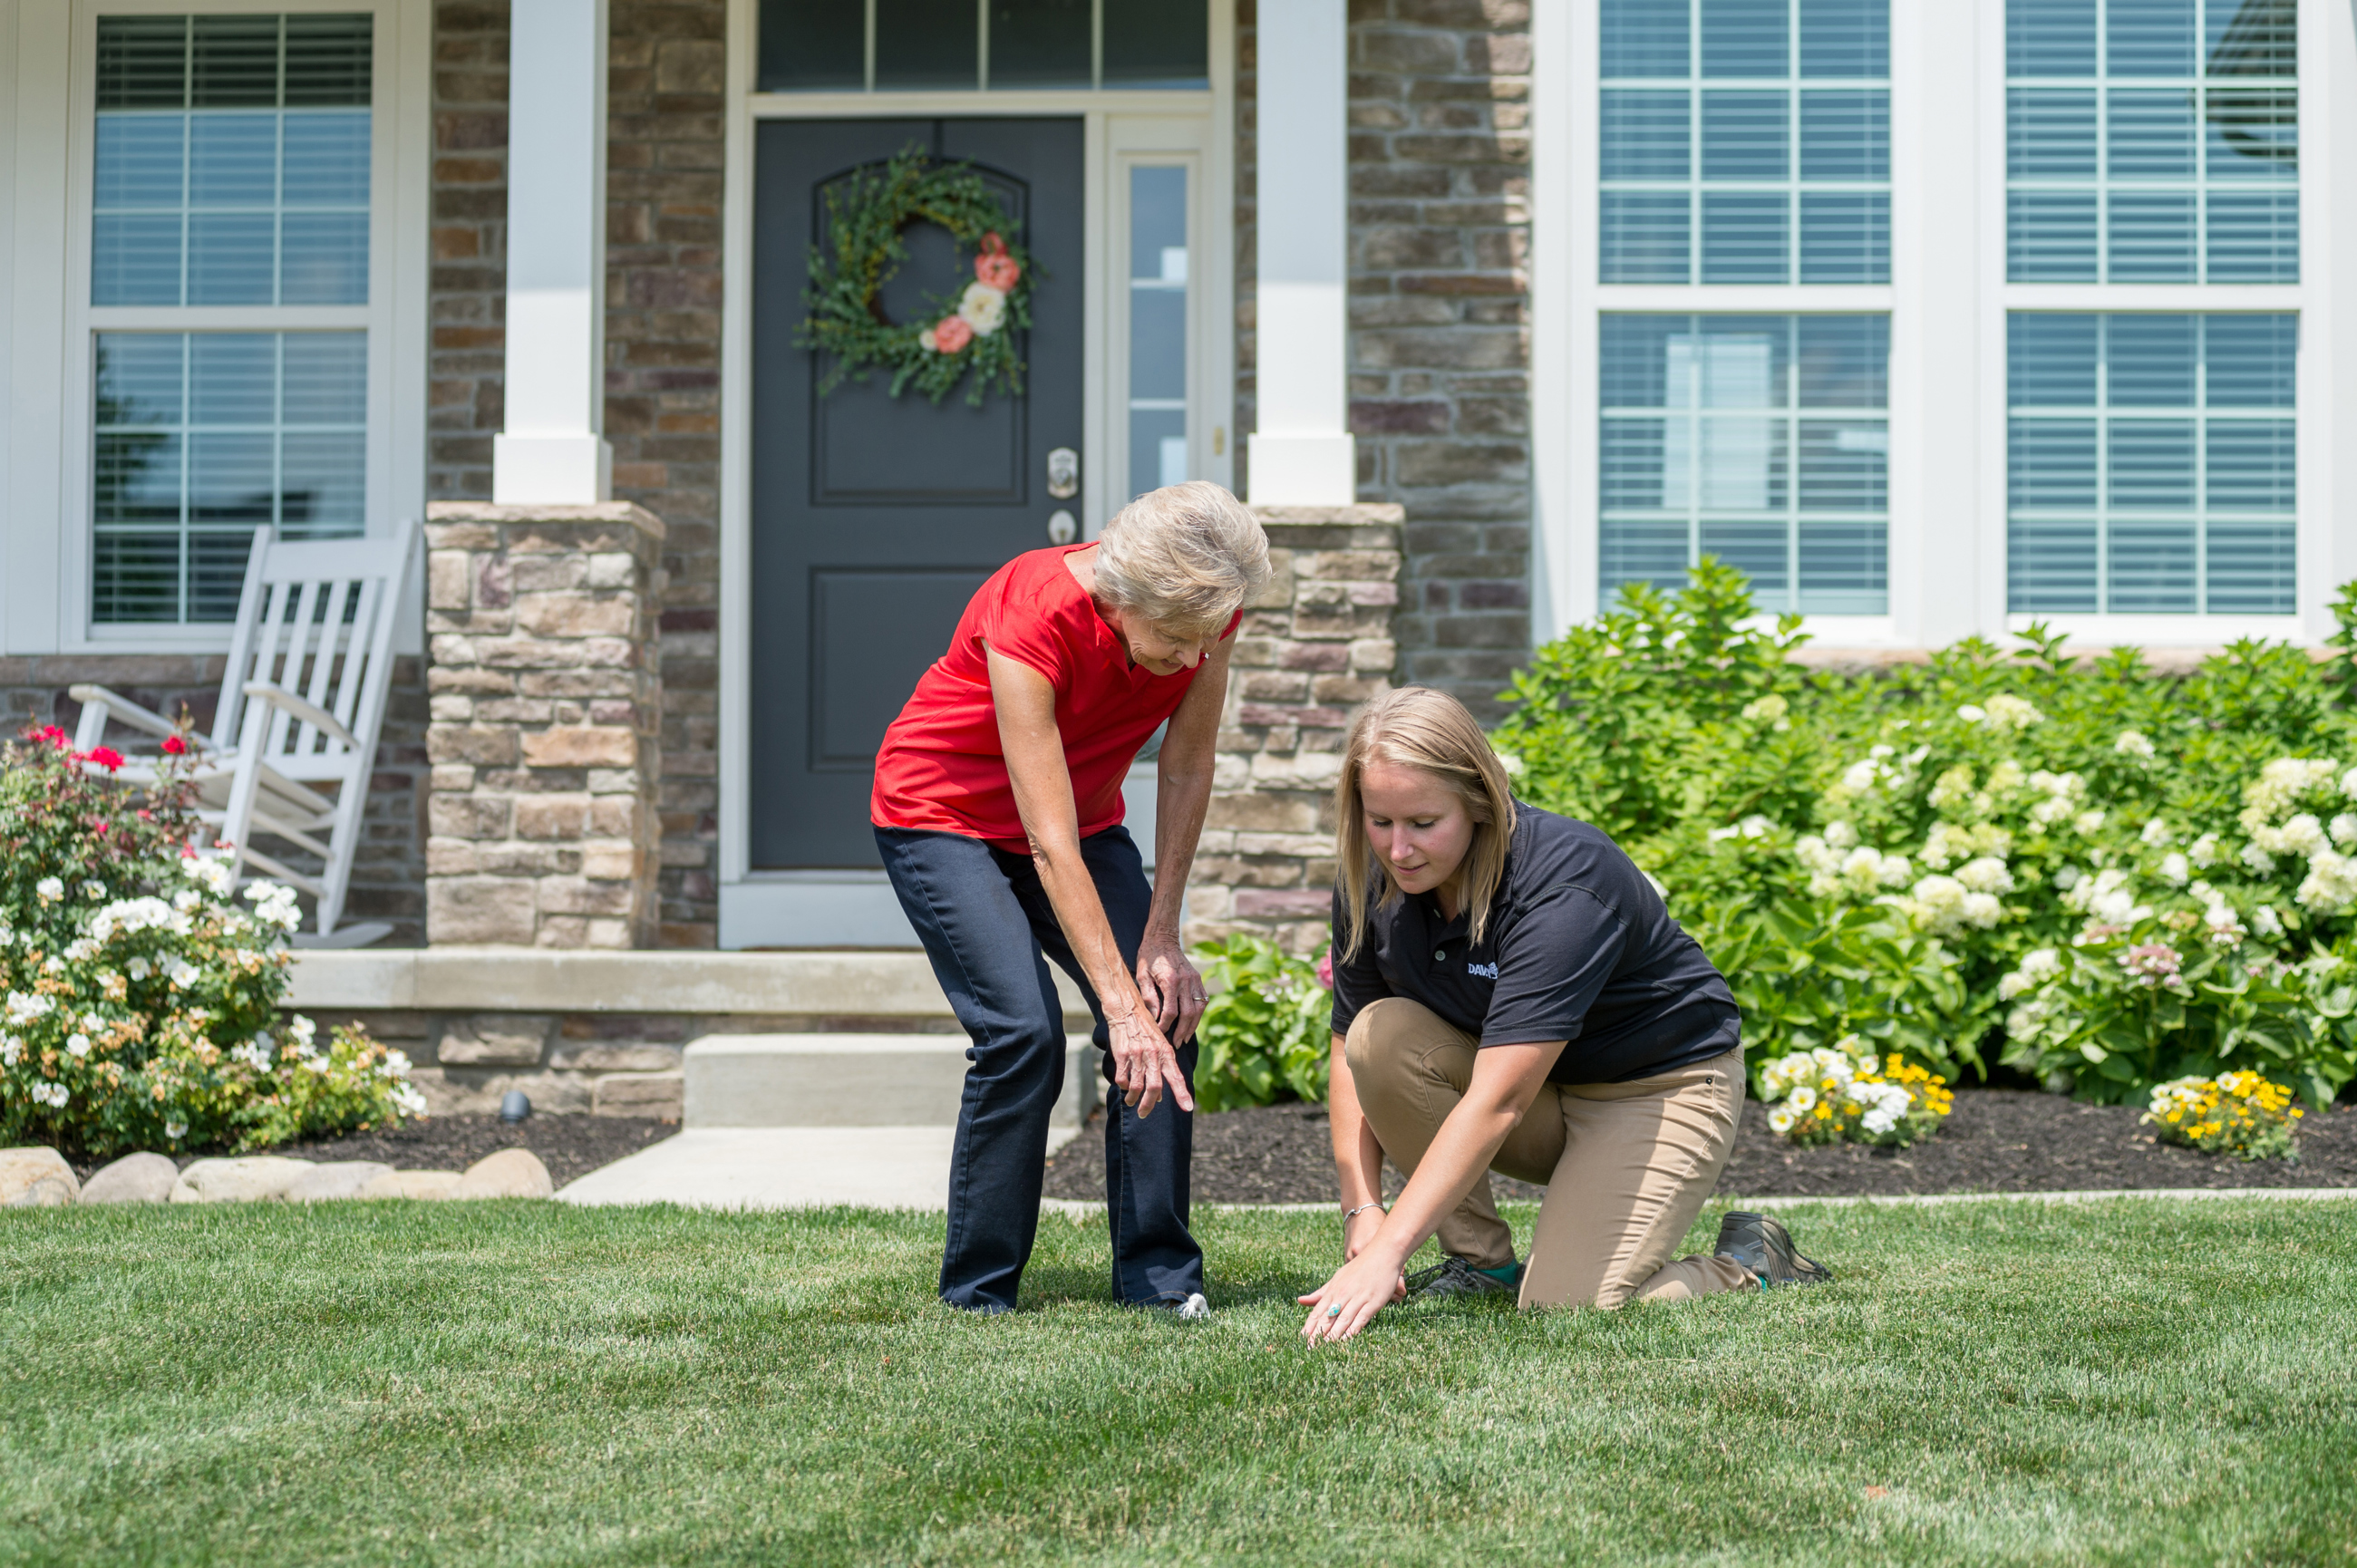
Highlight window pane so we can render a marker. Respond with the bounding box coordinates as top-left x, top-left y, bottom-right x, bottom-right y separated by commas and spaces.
2109, 0, 2197, 76
1603, 0, 1689, 78
1102, 0, 1208, 88
990, 0, 1091, 88
1701, 0, 1787, 77
189, 112, 276, 206
876, 0, 977, 89
1798, 191, 1887, 283
2008, 313, 2297, 615
1600, 192, 1691, 283
2008, 0, 2095, 75
2108, 190, 2197, 280
97, 17, 191, 110
2207, 188, 2298, 281
2203, 315, 2296, 407
94, 115, 186, 208
283, 15, 373, 106
92, 214, 184, 306
1603, 315, 1887, 615
758, 0, 865, 90
283, 110, 370, 204
188, 212, 276, 304
2205, 89, 2297, 176
1126, 165, 1187, 499
2008, 190, 2099, 280
1129, 290, 1185, 401
1799, 89, 1886, 179
1700, 192, 1787, 282
1799, 0, 1886, 76
1601, 90, 1689, 179
1701, 91, 1787, 179
282, 210, 370, 303
191, 15, 280, 108
92, 331, 366, 624
2010, 88, 2097, 177
2206, 0, 2295, 76
2109, 88, 2196, 177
